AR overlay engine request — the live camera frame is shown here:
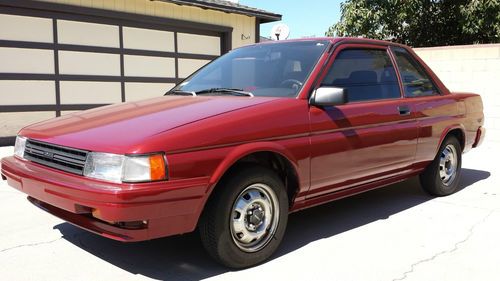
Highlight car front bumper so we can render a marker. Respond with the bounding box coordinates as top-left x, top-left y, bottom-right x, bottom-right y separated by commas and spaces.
1, 156, 209, 242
